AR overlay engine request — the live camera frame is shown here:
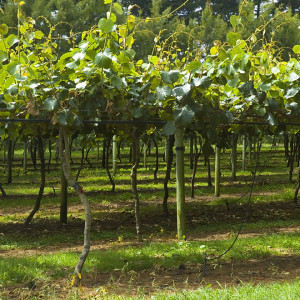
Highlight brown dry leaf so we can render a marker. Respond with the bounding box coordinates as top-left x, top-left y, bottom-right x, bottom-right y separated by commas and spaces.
26, 101, 40, 115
